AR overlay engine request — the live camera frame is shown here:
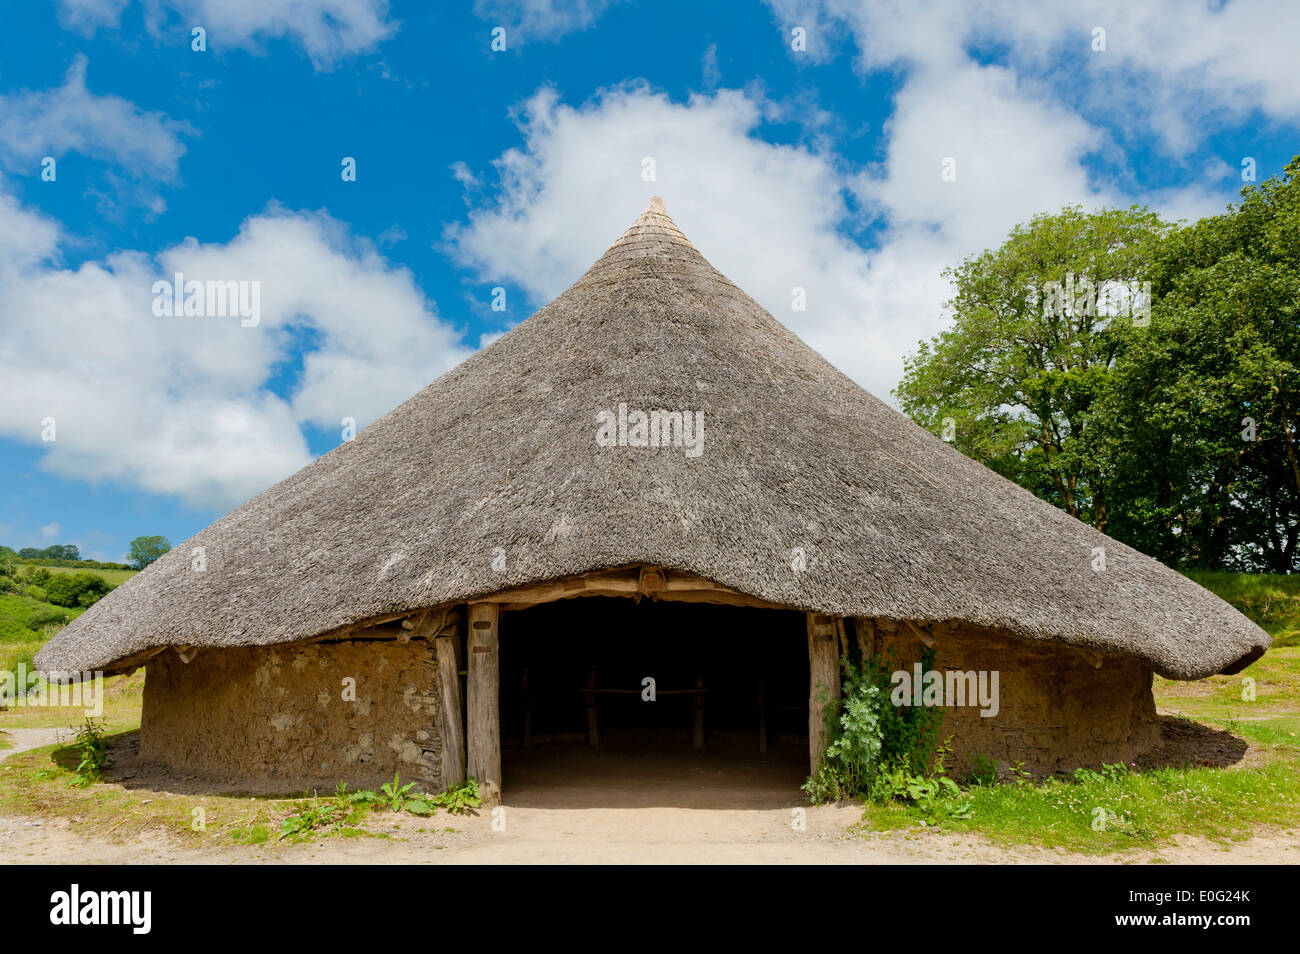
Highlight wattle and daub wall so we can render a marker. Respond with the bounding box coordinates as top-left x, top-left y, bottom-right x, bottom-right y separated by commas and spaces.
138, 617, 1160, 789
141, 640, 444, 791
870, 623, 1159, 774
